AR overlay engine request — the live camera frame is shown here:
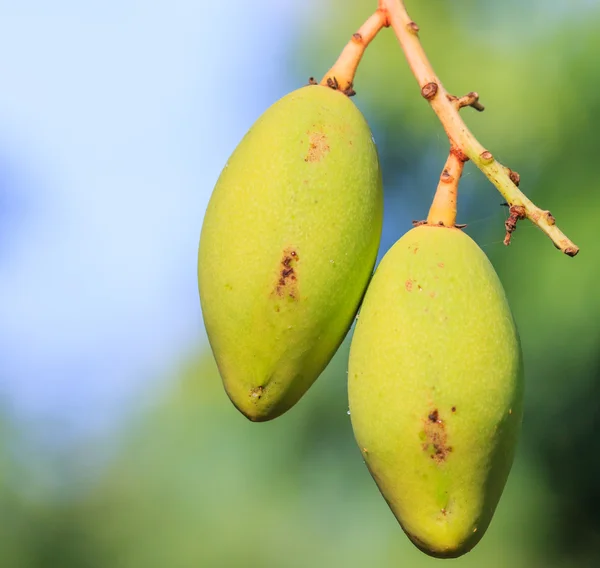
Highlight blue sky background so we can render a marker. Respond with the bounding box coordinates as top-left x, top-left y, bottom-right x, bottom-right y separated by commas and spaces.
0, 0, 308, 444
